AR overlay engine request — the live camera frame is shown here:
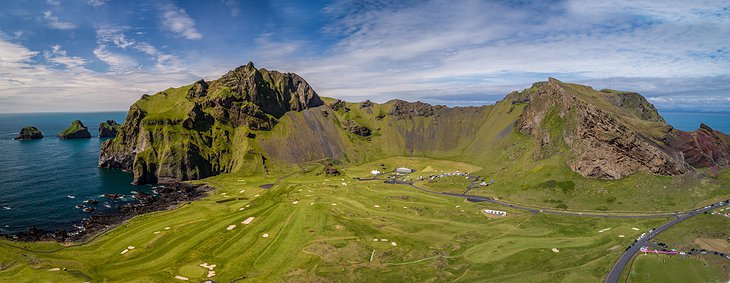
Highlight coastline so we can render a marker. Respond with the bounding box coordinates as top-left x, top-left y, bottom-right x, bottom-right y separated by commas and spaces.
2, 182, 213, 242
